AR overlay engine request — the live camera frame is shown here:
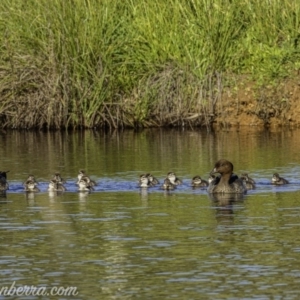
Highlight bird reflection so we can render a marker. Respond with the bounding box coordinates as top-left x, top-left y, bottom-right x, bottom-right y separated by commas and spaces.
78, 191, 90, 202
139, 187, 149, 201
25, 191, 36, 206
0, 191, 7, 202
48, 190, 65, 202
208, 193, 245, 224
